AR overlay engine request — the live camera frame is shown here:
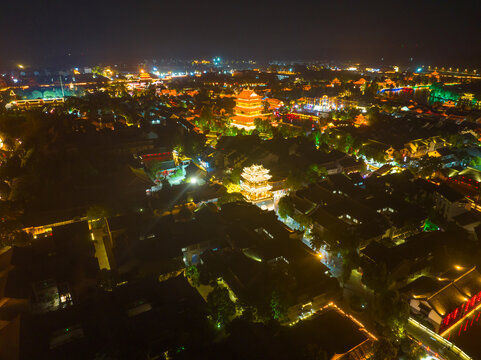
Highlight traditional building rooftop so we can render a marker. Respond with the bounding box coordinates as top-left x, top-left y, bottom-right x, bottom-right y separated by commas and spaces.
280, 306, 373, 359
407, 267, 481, 318
240, 164, 273, 203
236, 89, 262, 100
